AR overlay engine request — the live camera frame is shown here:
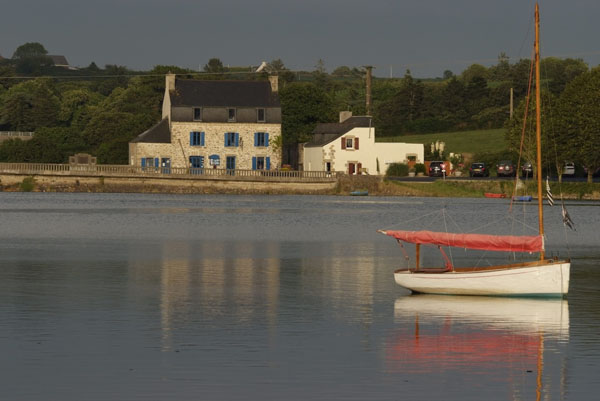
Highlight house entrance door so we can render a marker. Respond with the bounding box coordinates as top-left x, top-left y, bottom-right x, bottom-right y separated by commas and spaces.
161, 158, 171, 174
